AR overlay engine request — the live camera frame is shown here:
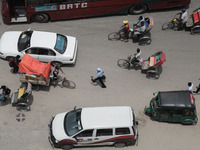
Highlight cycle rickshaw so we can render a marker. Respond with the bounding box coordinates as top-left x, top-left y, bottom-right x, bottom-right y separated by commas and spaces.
18, 54, 76, 90
186, 9, 200, 34
108, 16, 154, 46
118, 51, 166, 79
